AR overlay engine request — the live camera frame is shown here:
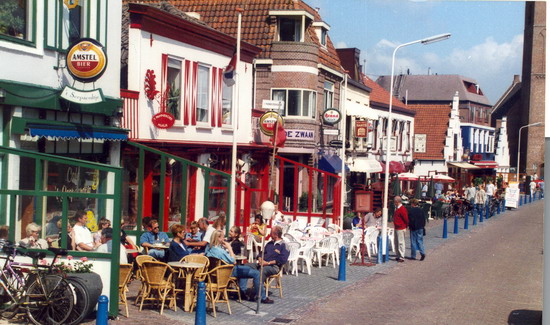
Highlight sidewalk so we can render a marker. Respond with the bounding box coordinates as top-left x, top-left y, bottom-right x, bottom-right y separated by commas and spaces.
83, 198, 543, 324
